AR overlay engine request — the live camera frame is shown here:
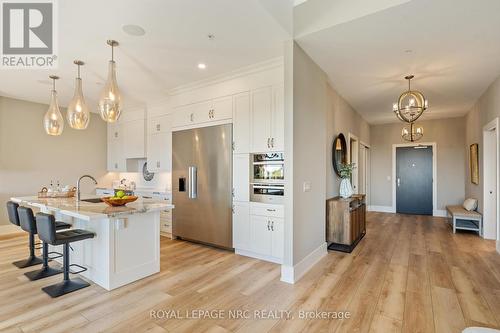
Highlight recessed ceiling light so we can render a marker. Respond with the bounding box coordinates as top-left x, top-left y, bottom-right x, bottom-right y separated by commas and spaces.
122, 24, 146, 36
198, 63, 206, 69
405, 49, 413, 53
